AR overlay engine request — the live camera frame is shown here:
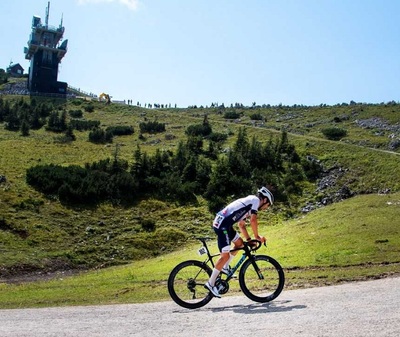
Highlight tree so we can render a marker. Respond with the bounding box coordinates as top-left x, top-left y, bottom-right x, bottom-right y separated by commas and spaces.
47, 111, 57, 131
195, 156, 212, 194
5, 106, 20, 131
64, 125, 76, 141
181, 156, 197, 183
30, 108, 45, 129
0, 68, 8, 84
205, 157, 232, 212
0, 99, 10, 123
233, 127, 249, 156
171, 141, 188, 173
278, 131, 290, 154
0, 97, 3, 122
248, 136, 263, 167
60, 110, 68, 131
131, 145, 143, 178
20, 119, 30, 136
186, 135, 203, 155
